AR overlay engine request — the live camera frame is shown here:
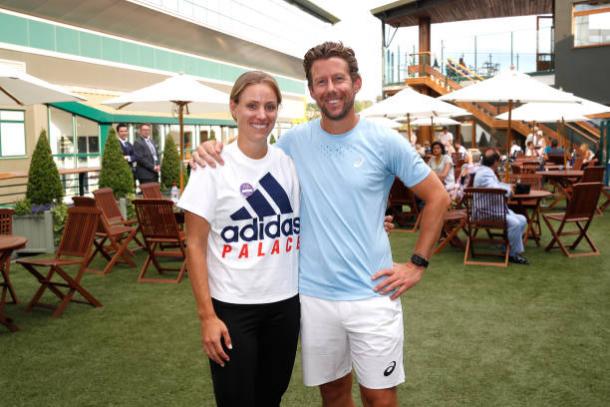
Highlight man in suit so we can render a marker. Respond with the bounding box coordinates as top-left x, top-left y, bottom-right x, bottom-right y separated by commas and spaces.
473, 148, 529, 265
134, 123, 160, 184
116, 123, 135, 172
